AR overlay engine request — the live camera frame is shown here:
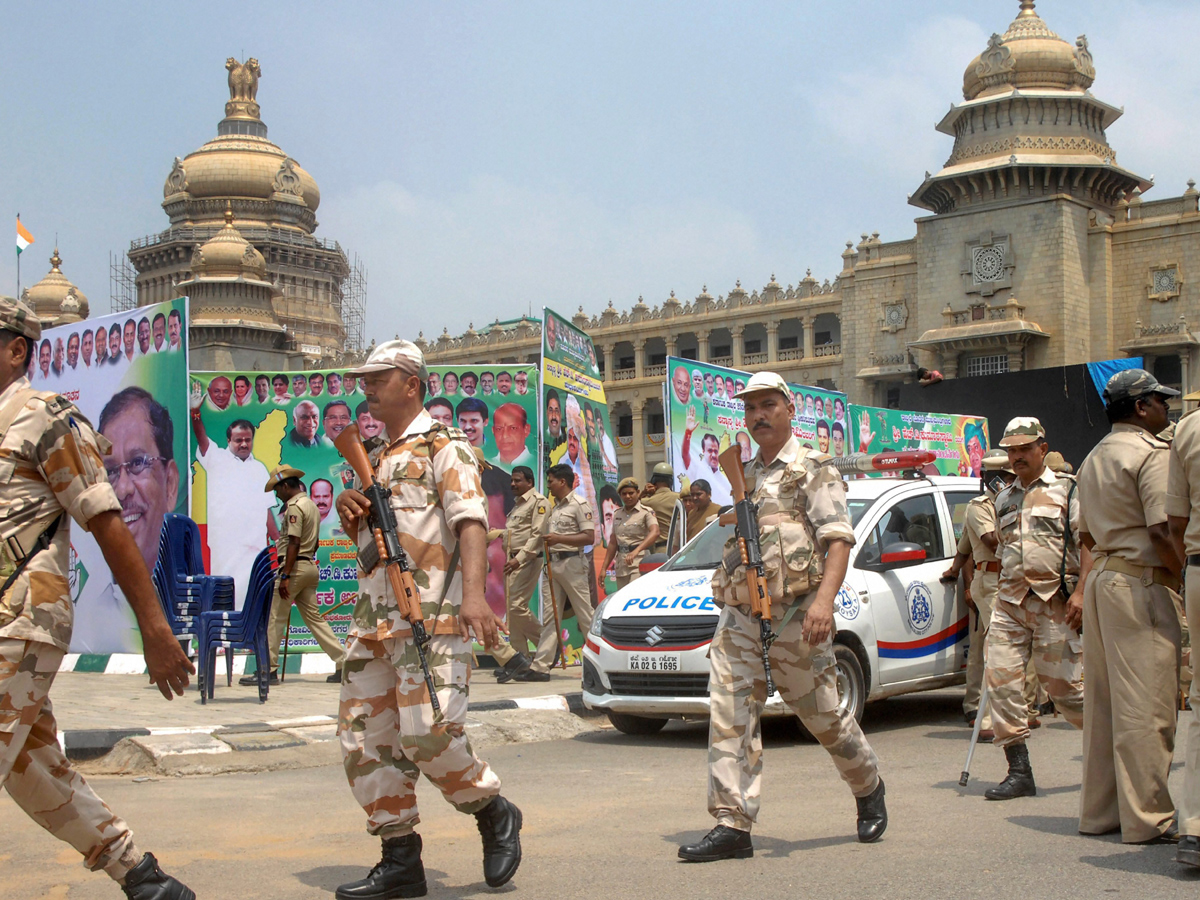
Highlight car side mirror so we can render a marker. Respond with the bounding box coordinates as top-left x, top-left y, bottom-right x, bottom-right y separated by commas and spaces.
879, 542, 927, 567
